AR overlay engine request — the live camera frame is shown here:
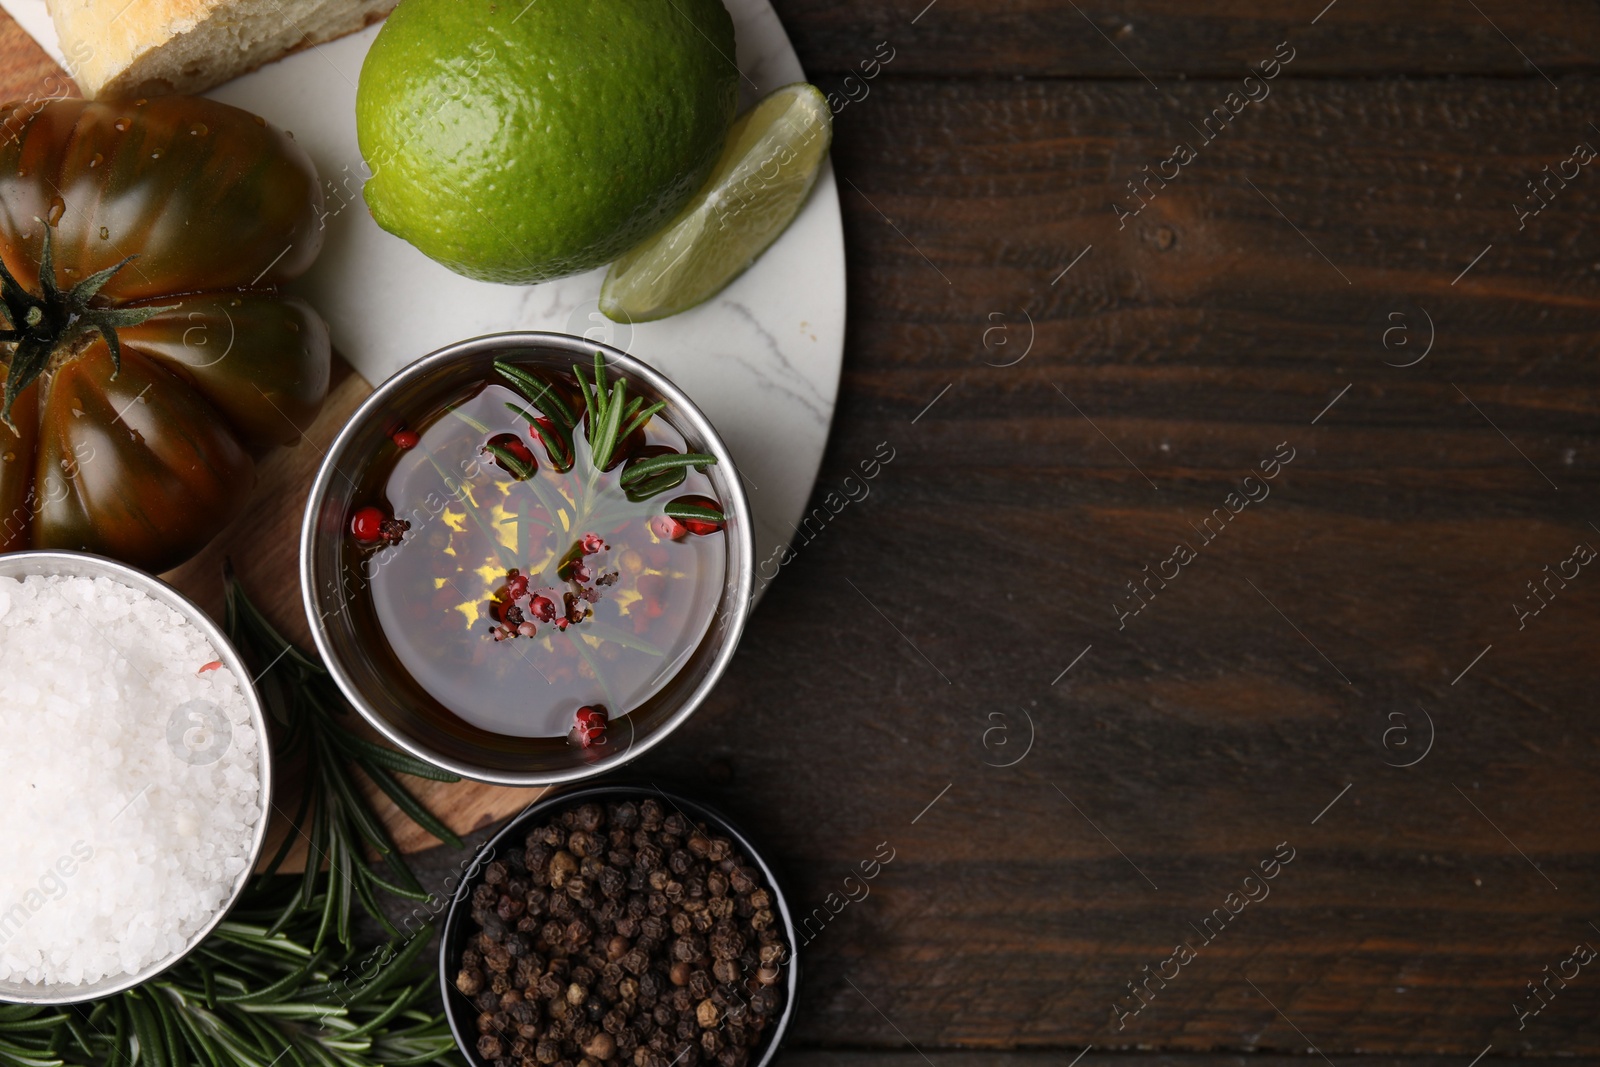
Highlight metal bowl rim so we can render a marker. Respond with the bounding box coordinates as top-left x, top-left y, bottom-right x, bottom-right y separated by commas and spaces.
300, 331, 755, 786
0, 549, 274, 1005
